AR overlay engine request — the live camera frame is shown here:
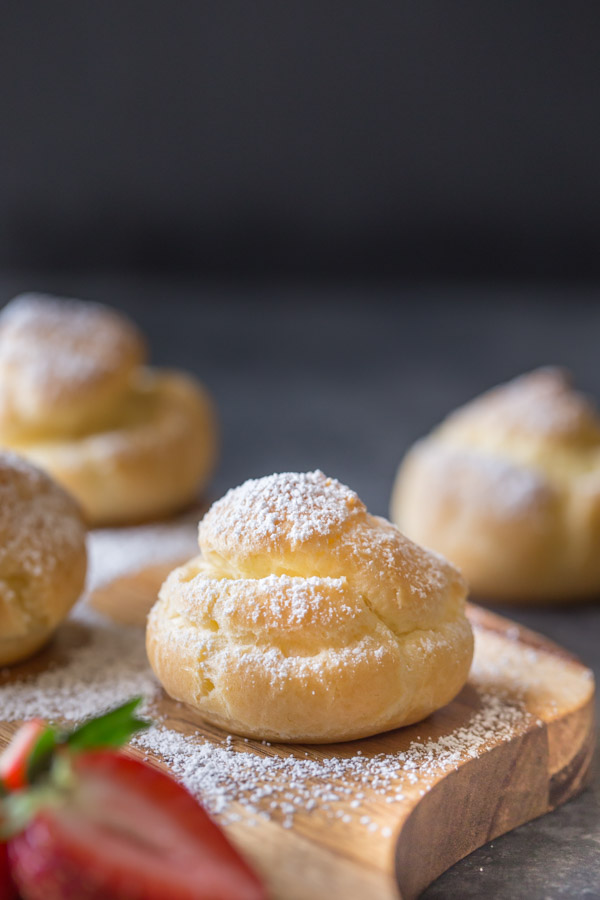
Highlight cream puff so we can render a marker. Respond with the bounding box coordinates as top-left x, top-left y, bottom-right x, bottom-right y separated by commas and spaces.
0, 294, 218, 526
147, 470, 473, 743
0, 451, 87, 665
391, 368, 600, 603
